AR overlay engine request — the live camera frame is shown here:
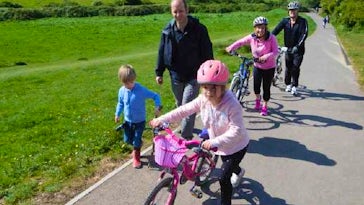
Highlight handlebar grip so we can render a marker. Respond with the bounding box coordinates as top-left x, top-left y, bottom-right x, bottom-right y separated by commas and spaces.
229, 51, 238, 56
